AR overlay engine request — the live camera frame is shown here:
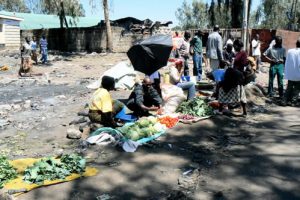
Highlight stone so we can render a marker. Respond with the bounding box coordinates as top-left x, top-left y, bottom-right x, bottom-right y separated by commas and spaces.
67, 128, 82, 139
0, 104, 12, 111
11, 104, 21, 111
23, 100, 31, 109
